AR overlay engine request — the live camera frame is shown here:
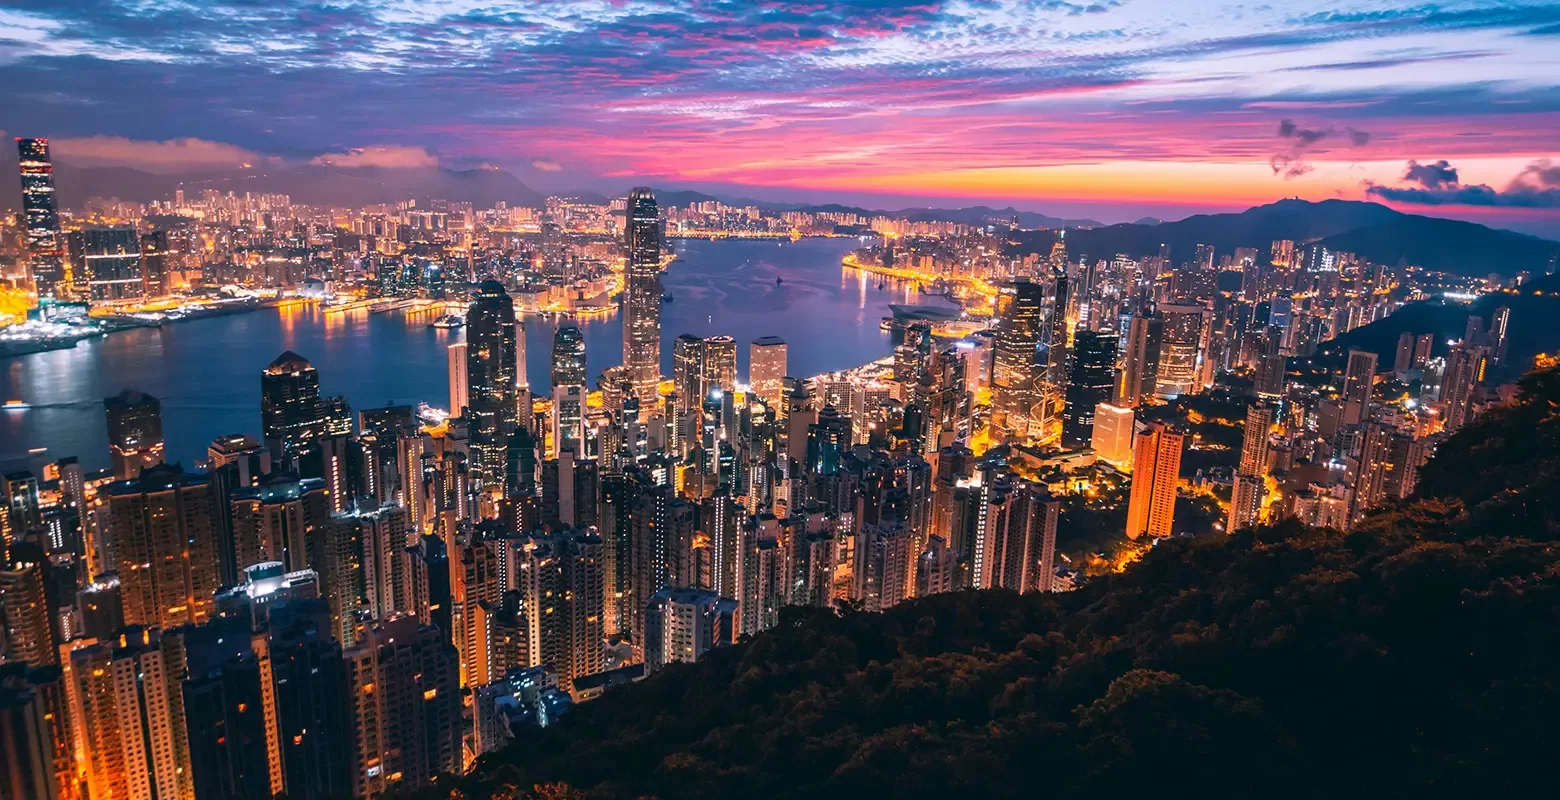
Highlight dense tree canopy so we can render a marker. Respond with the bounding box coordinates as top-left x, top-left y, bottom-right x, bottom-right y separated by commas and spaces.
417, 365, 1560, 800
